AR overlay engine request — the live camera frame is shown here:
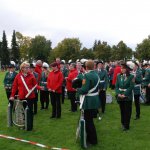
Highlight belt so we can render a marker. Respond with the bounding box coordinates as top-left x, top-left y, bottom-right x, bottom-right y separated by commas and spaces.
119, 88, 127, 92
86, 92, 99, 96
134, 84, 141, 87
